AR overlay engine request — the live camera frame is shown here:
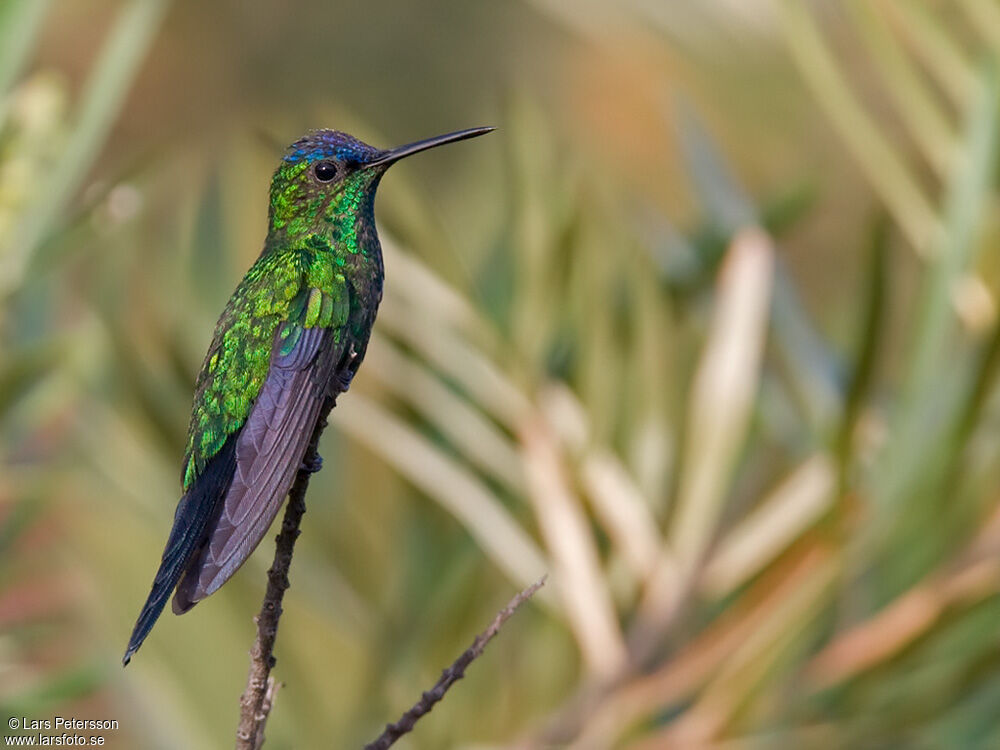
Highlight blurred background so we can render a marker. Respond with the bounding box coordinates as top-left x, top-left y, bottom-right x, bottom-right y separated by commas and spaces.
3, 0, 1000, 747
